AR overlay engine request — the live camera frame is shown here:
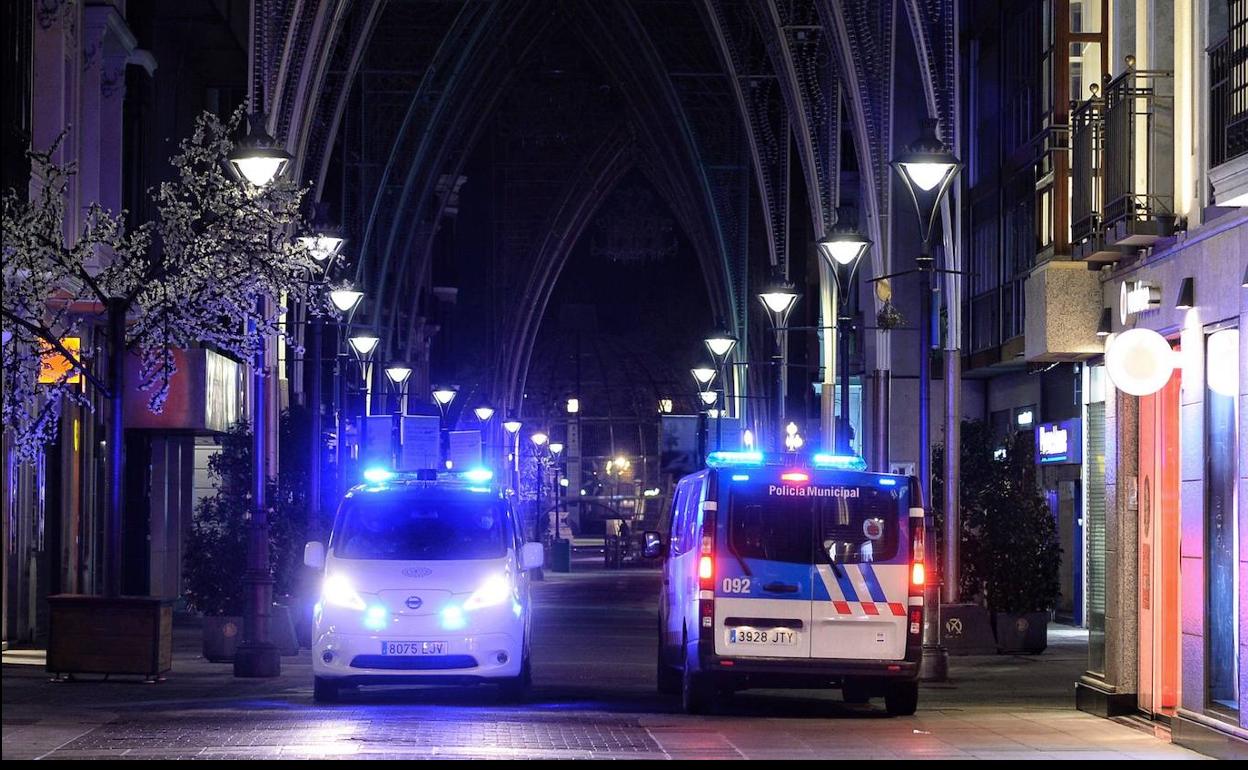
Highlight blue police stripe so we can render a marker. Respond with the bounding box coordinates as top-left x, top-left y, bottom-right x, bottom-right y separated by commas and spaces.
833, 564, 859, 603
858, 563, 888, 603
